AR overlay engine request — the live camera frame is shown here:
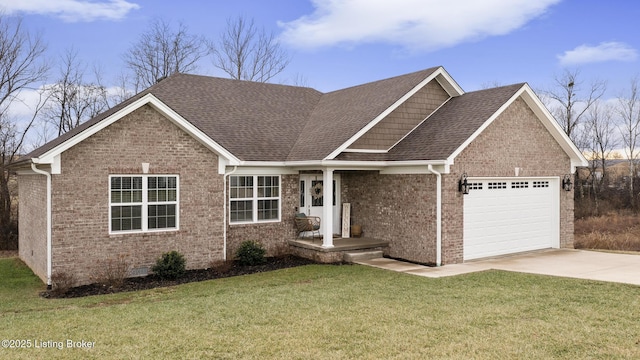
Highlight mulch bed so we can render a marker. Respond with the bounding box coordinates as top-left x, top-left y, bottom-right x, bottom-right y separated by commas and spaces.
43, 255, 325, 299
0, 250, 18, 258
